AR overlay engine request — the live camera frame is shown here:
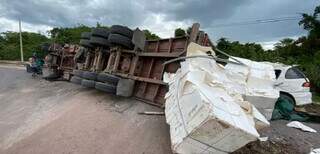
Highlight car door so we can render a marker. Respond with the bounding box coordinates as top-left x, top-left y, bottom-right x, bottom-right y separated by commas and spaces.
277, 67, 309, 93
